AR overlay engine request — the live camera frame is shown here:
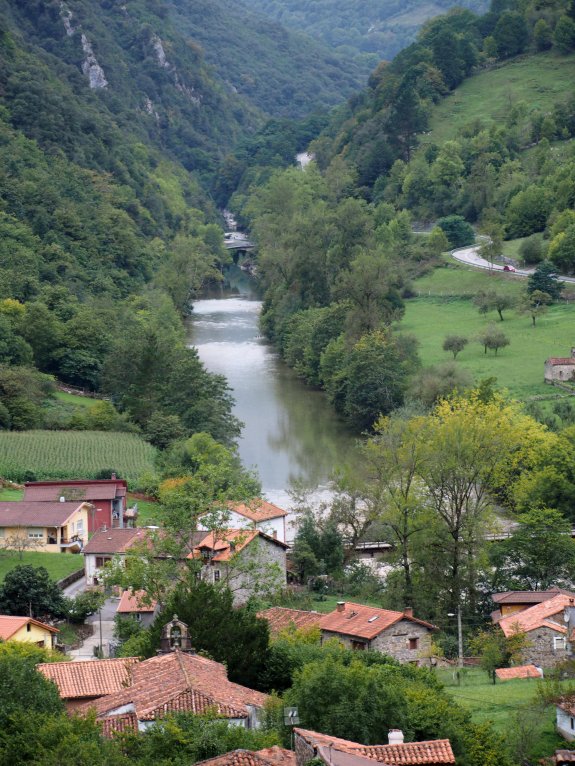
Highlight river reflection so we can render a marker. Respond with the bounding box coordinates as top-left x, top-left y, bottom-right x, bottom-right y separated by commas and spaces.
188, 268, 356, 527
